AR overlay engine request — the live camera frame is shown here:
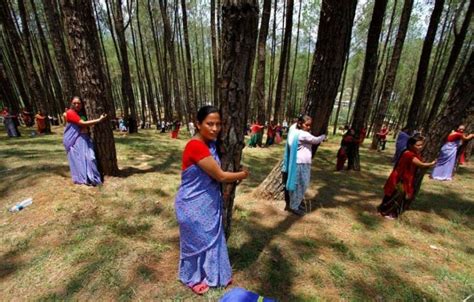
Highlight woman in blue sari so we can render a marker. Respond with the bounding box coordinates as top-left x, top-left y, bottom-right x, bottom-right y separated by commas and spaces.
63, 96, 106, 186
175, 105, 249, 295
1, 107, 21, 137
431, 125, 473, 181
